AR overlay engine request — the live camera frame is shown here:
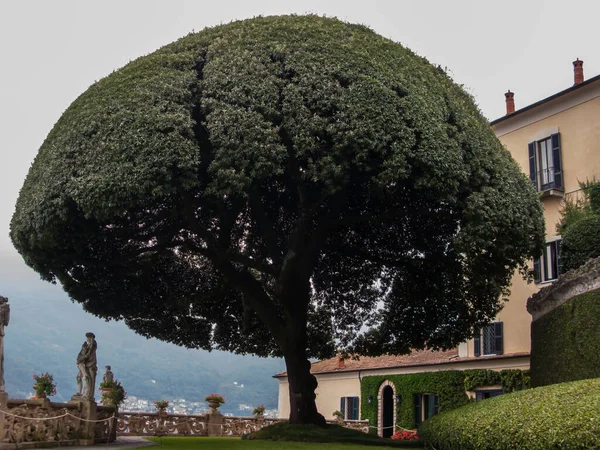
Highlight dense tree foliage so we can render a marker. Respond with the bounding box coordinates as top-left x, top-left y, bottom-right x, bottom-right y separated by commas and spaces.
11, 15, 544, 424
558, 180, 600, 272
